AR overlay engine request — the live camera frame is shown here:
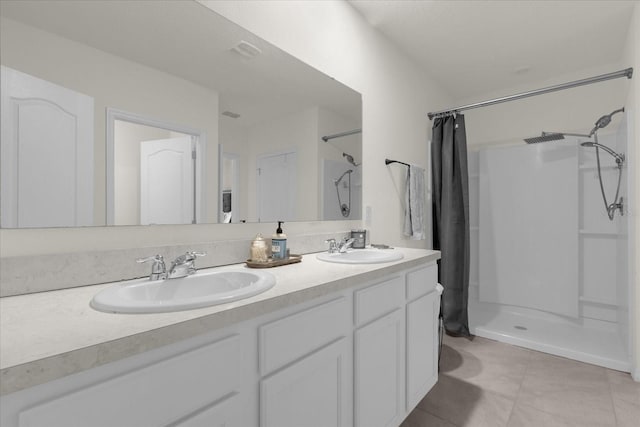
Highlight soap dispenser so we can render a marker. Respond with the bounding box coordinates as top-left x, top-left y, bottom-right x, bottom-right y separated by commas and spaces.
271, 221, 287, 259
